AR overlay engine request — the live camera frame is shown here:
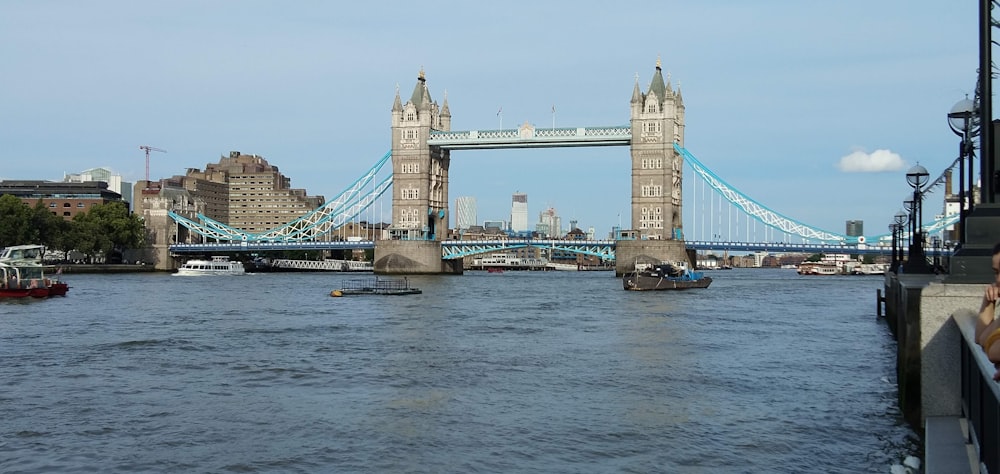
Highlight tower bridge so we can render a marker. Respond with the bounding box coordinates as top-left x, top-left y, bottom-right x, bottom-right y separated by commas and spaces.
166, 59, 941, 274
379, 60, 688, 275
